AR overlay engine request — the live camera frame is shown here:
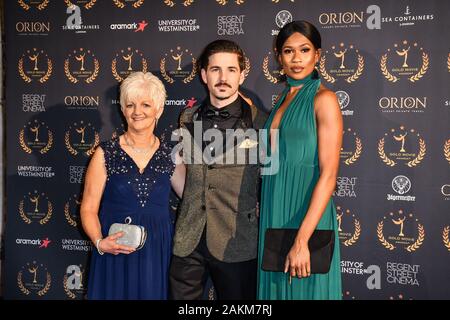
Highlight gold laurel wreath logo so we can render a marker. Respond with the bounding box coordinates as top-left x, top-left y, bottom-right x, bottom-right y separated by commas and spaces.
444, 139, 450, 165
65, 131, 78, 155
346, 54, 364, 83
319, 56, 336, 83
443, 226, 450, 251
164, 0, 195, 6
40, 59, 52, 83
344, 137, 362, 165
407, 138, 426, 167
447, 54, 450, 72
112, 58, 147, 82
272, 0, 295, 2
160, 57, 196, 84
86, 132, 100, 156
18, 58, 32, 83
164, 0, 175, 6
63, 274, 77, 299
377, 221, 395, 250
37, 273, 51, 296
65, 0, 96, 9
17, 272, 30, 295
64, 202, 78, 227
406, 224, 425, 252
243, 57, 251, 80
64, 60, 78, 83
65, 59, 99, 84
19, 129, 53, 154
380, 54, 399, 82
343, 219, 361, 247
378, 137, 396, 166
39, 201, 52, 225
409, 52, 429, 82
216, 0, 244, 5
113, 0, 144, 8
18, 0, 49, 10
19, 129, 32, 154
19, 200, 32, 224
262, 56, 278, 84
